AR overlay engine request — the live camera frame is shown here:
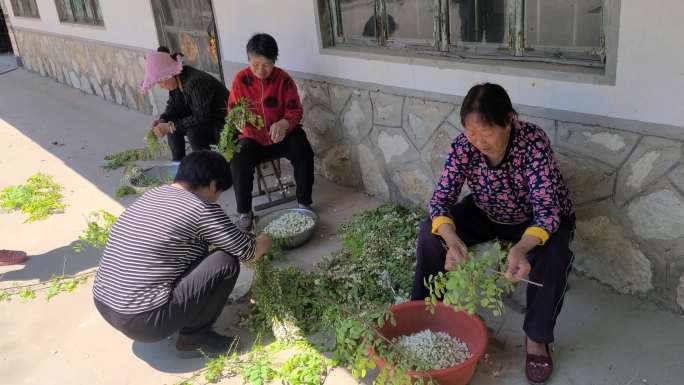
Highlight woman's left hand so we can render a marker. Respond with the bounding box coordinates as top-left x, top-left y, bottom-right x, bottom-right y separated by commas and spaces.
504, 245, 532, 283
153, 122, 171, 138
269, 119, 289, 143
